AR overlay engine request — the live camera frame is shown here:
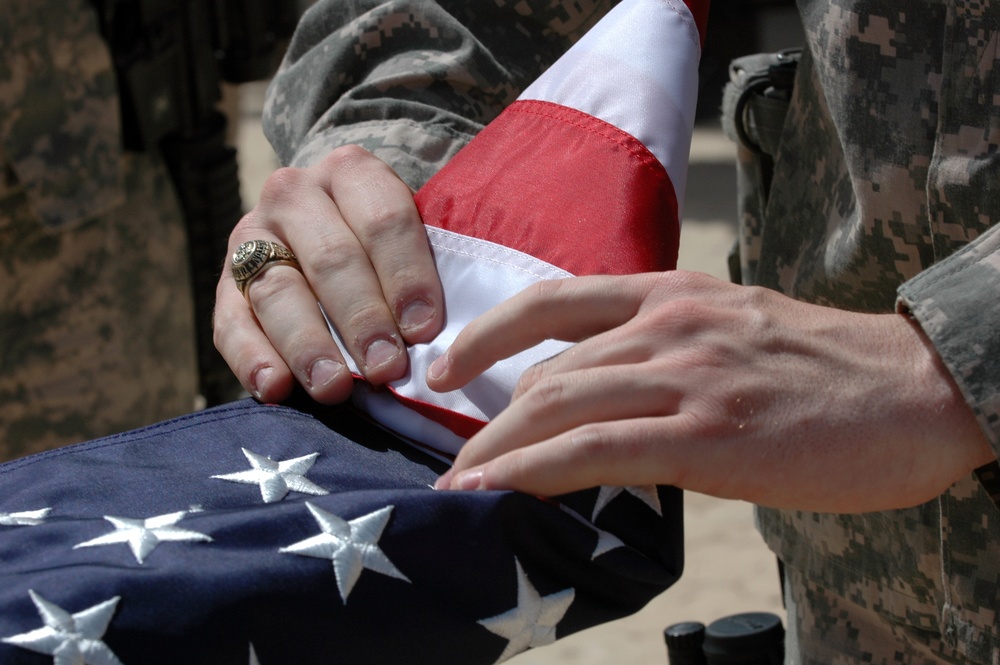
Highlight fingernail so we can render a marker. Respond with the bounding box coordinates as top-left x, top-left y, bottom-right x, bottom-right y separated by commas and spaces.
399, 299, 434, 332
308, 358, 344, 389
251, 366, 275, 400
364, 337, 400, 370
454, 469, 484, 491
433, 469, 454, 490
427, 352, 450, 381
